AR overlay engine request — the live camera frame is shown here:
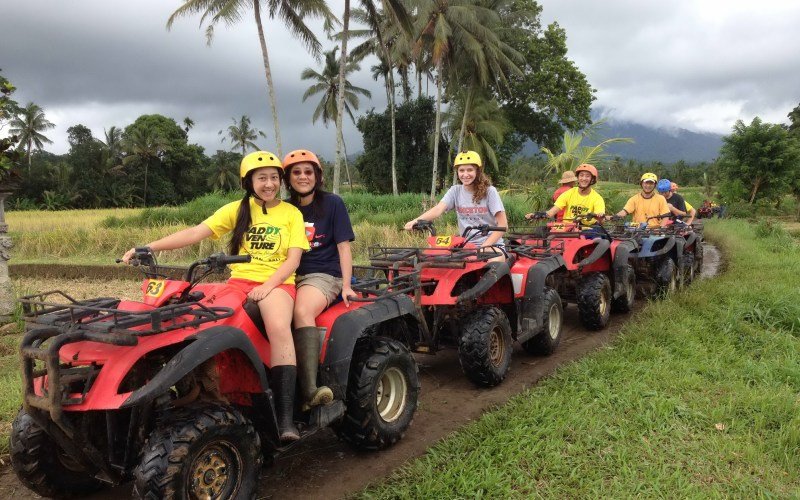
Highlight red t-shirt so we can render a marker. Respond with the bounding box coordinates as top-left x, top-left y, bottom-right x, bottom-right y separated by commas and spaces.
553, 185, 572, 221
